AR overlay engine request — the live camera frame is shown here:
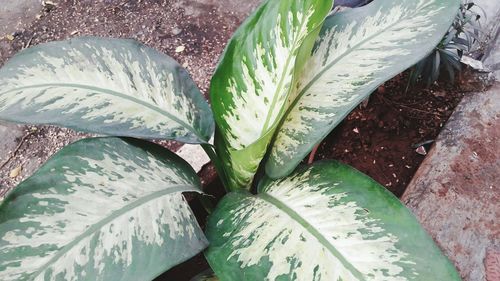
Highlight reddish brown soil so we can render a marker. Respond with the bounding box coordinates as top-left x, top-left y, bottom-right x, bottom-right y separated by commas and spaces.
314, 73, 466, 197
